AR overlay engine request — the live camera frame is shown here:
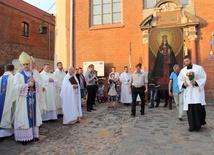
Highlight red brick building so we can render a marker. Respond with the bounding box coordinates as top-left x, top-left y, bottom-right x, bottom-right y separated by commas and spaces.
56, 0, 214, 101
0, 0, 55, 74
